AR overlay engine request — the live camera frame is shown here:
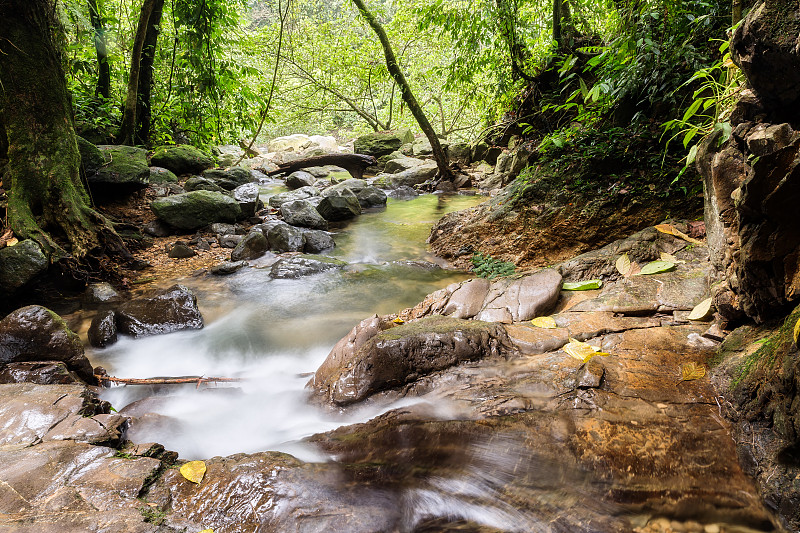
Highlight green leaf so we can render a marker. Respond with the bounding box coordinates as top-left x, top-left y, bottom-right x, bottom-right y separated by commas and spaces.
638, 261, 676, 275
562, 280, 603, 291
